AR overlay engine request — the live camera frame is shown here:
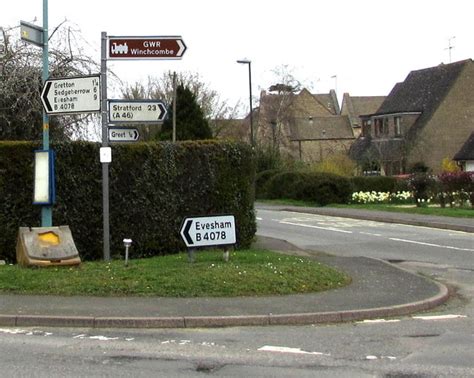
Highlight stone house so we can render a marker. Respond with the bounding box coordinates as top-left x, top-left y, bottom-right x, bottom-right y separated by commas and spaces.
252, 87, 386, 163
254, 87, 341, 161
350, 59, 474, 175
453, 131, 474, 171
340, 93, 386, 137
